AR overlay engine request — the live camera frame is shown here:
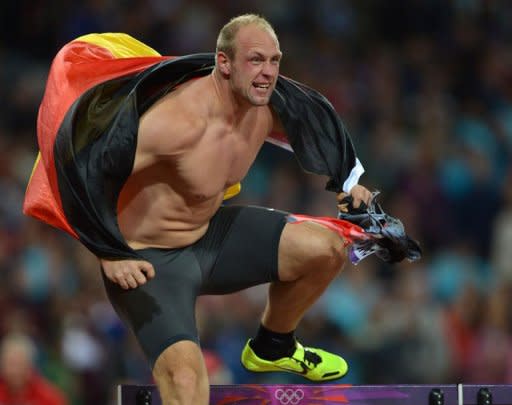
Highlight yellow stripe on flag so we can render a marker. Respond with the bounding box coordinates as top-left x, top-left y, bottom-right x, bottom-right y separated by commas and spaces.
75, 33, 161, 58
26, 152, 42, 186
